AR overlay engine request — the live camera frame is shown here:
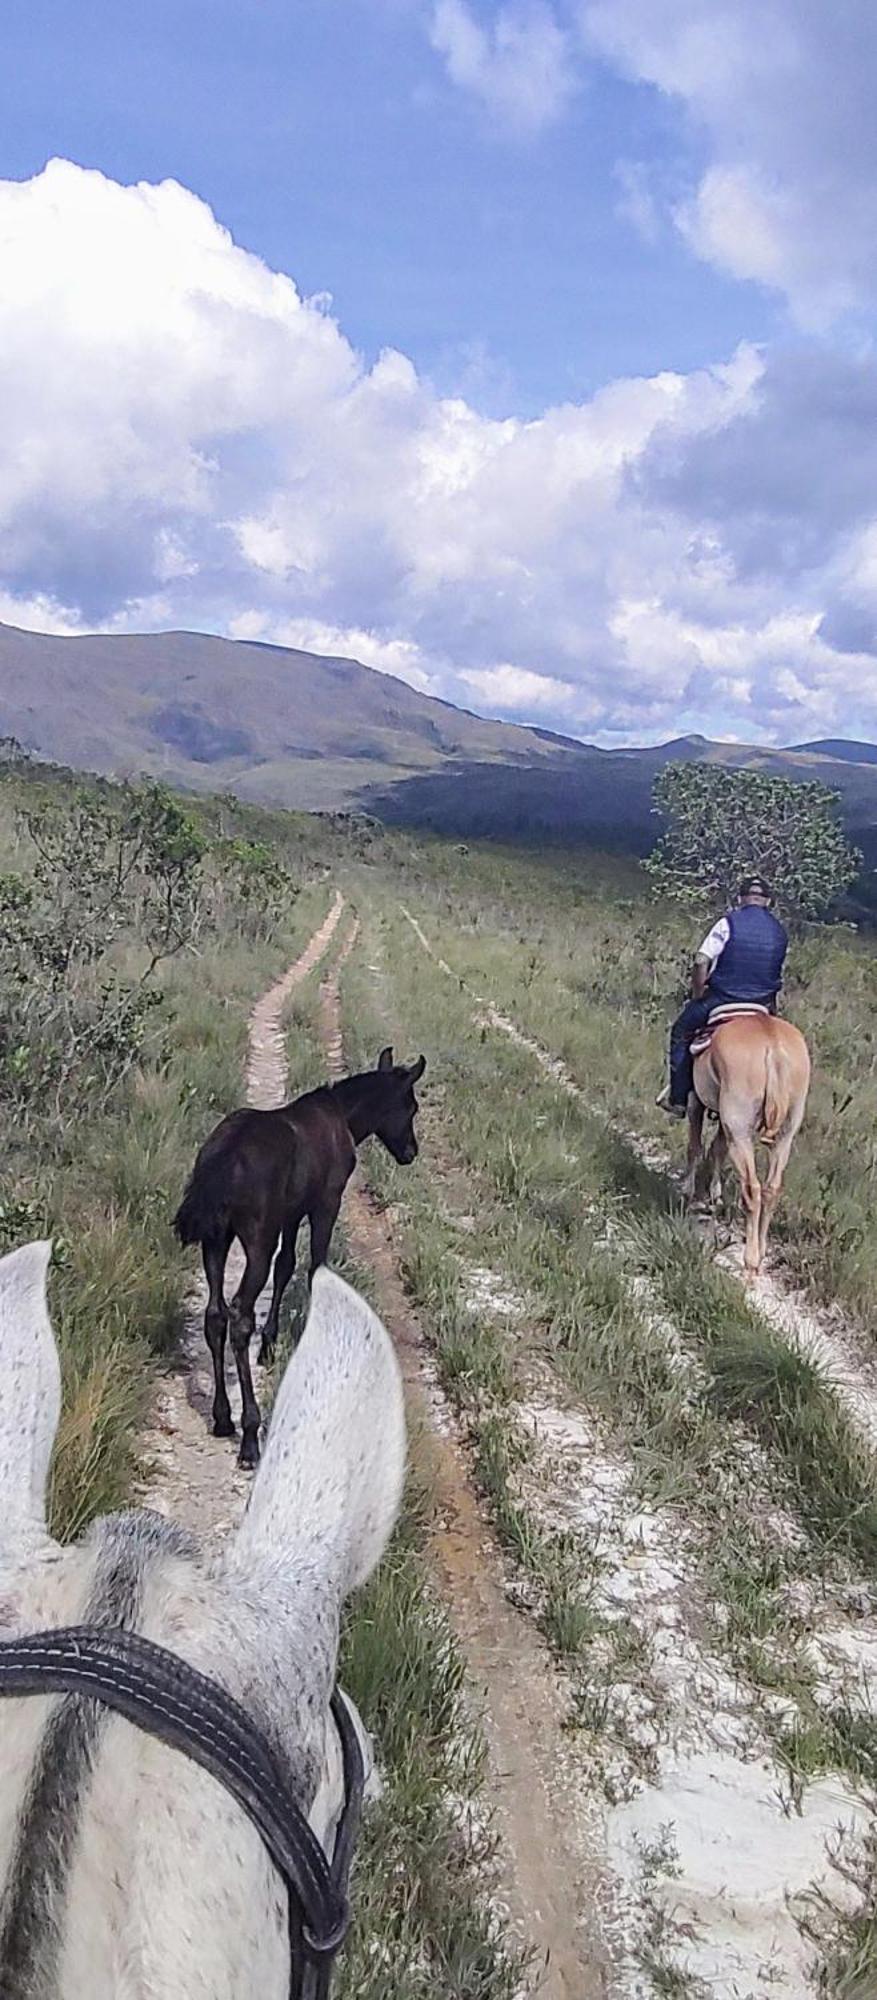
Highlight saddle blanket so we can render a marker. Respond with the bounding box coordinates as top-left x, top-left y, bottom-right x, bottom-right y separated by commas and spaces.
690, 1001, 769, 1058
